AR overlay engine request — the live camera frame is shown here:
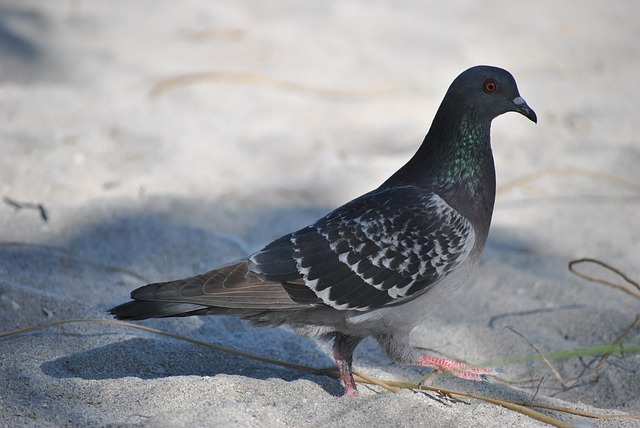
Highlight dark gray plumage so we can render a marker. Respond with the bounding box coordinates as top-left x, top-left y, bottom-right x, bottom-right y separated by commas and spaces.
110, 65, 536, 397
